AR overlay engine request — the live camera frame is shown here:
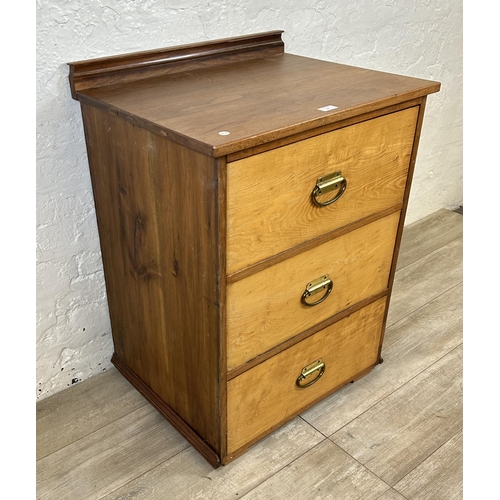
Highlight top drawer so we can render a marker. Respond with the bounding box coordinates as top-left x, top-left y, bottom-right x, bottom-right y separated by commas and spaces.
226, 106, 419, 275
